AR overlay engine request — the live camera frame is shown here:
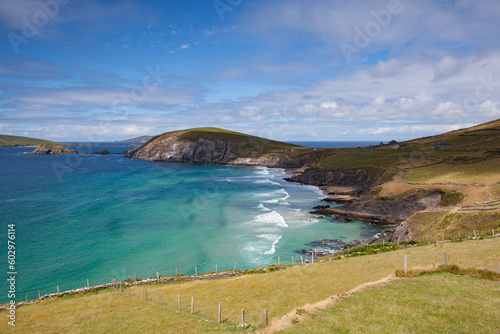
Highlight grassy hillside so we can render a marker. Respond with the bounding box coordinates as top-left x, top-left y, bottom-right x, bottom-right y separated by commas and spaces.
311, 118, 500, 180
283, 273, 500, 334
147, 127, 310, 156
1, 238, 498, 333
116, 135, 154, 143
0, 134, 57, 147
